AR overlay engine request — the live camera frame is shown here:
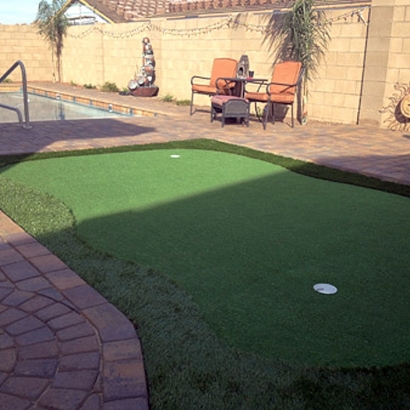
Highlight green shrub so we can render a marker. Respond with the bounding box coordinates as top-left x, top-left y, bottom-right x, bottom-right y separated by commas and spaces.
83, 83, 97, 89
161, 93, 175, 103
101, 81, 119, 92
176, 99, 191, 106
